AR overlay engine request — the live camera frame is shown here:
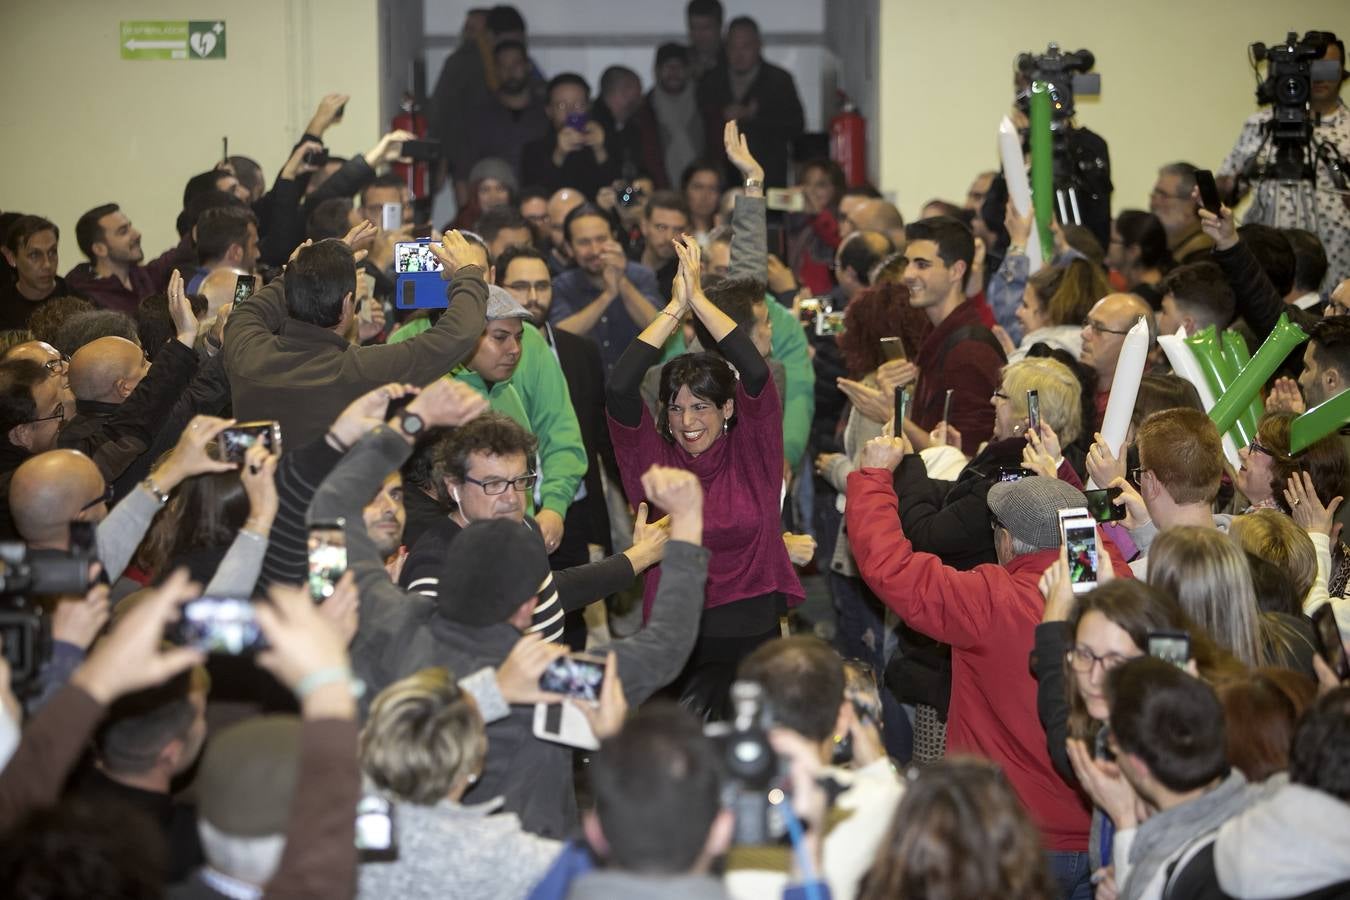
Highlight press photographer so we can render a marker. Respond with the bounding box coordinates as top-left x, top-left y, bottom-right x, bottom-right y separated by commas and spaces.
1217, 30, 1350, 291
